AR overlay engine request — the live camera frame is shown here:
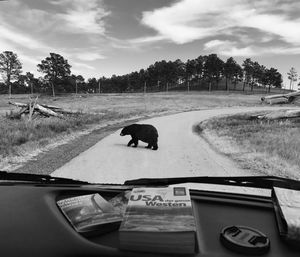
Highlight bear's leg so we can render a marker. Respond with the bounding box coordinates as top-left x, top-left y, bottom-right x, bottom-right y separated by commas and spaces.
127, 139, 134, 147
145, 144, 152, 149
152, 143, 158, 150
152, 139, 158, 150
132, 139, 138, 147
